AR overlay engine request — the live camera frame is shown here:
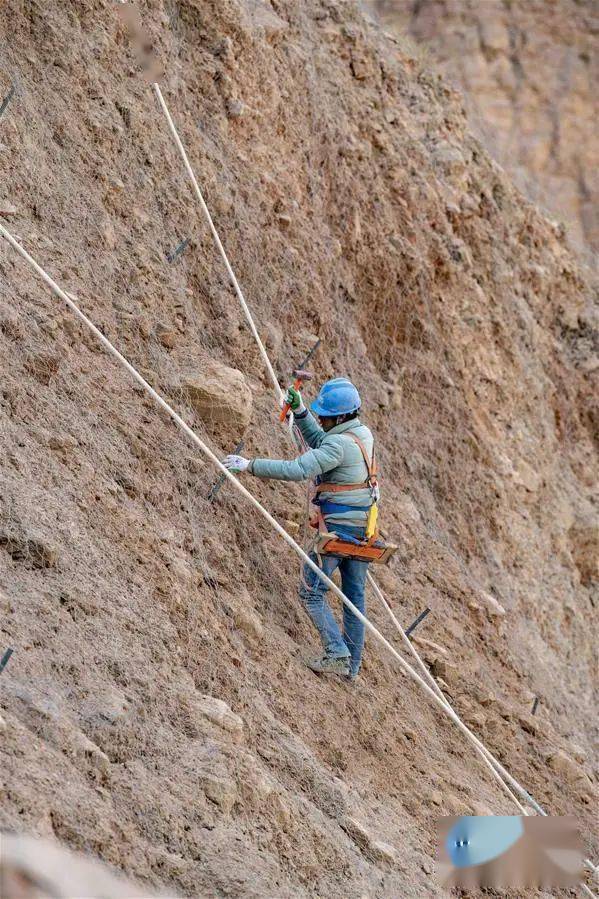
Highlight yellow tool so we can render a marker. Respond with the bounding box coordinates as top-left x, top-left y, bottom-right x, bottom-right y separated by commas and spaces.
366, 502, 378, 539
